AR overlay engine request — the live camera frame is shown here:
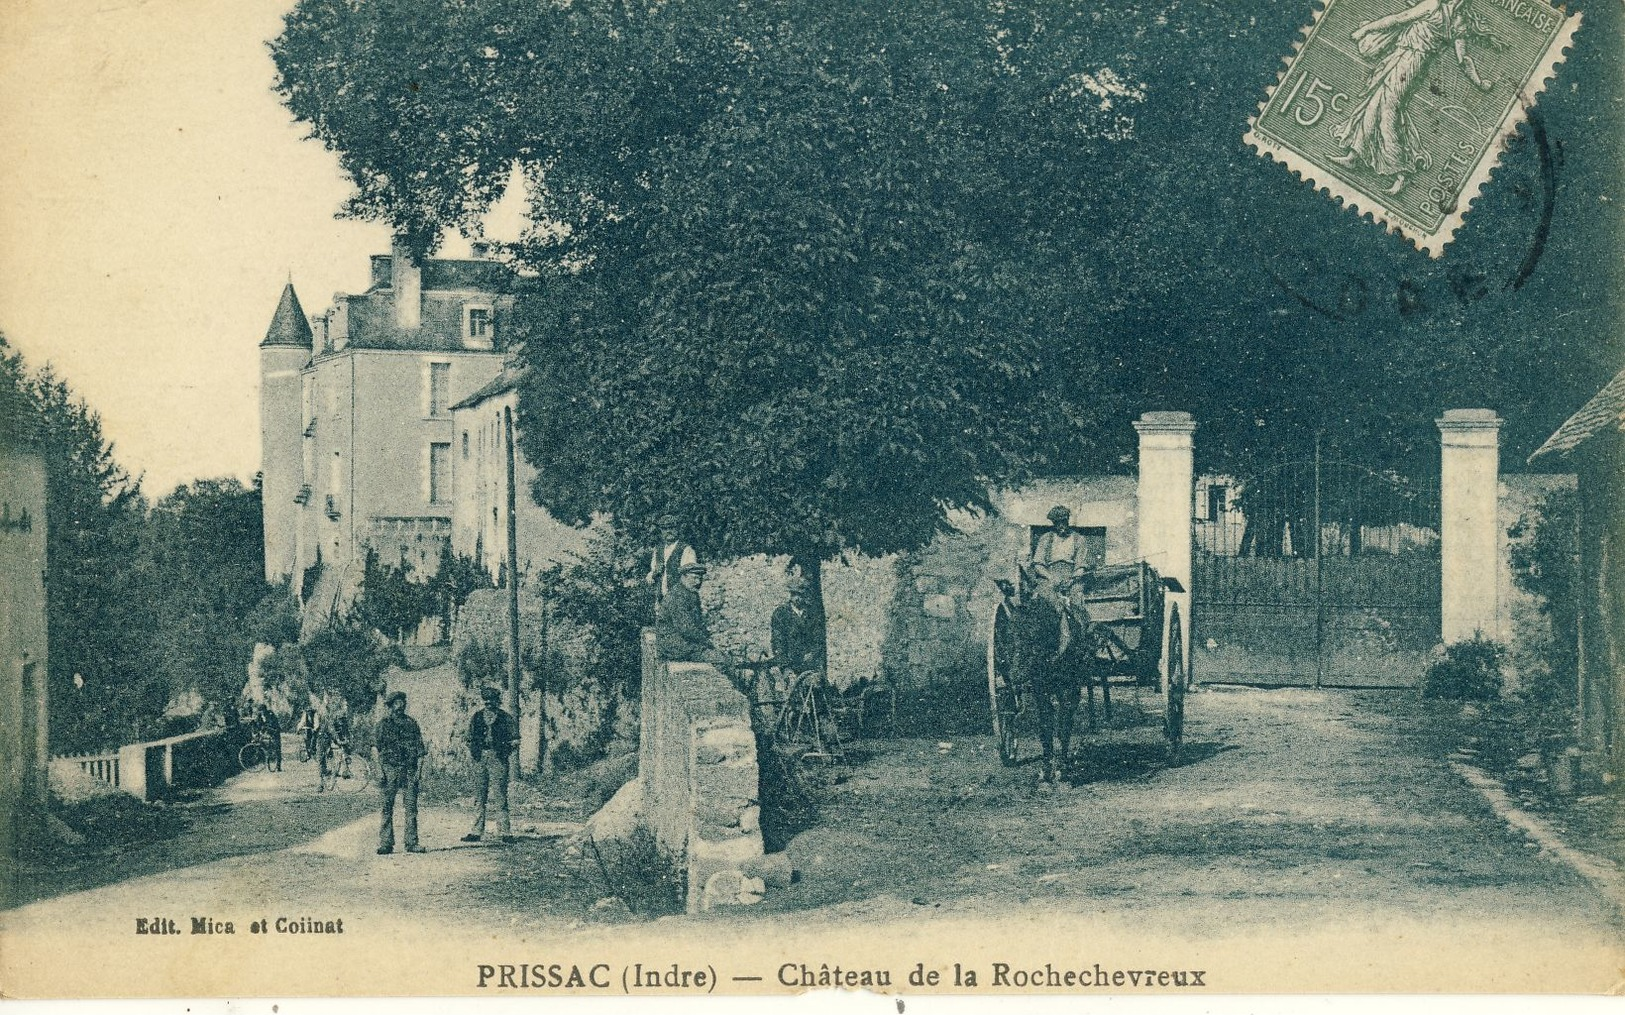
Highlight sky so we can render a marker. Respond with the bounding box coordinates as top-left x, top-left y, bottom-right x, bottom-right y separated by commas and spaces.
0, 0, 508, 497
